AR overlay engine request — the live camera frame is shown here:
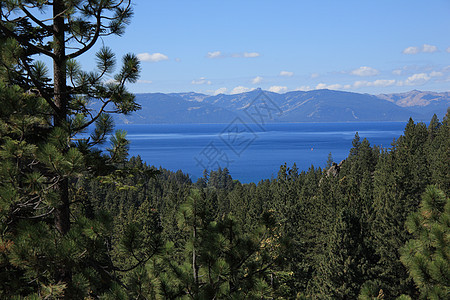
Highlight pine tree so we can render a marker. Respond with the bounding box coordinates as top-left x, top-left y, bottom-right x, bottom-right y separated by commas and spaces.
1, 0, 140, 232
326, 152, 334, 169
370, 118, 431, 297
148, 189, 285, 298
306, 133, 379, 298
311, 208, 370, 299
0, 1, 157, 297
400, 186, 449, 299
428, 110, 449, 195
